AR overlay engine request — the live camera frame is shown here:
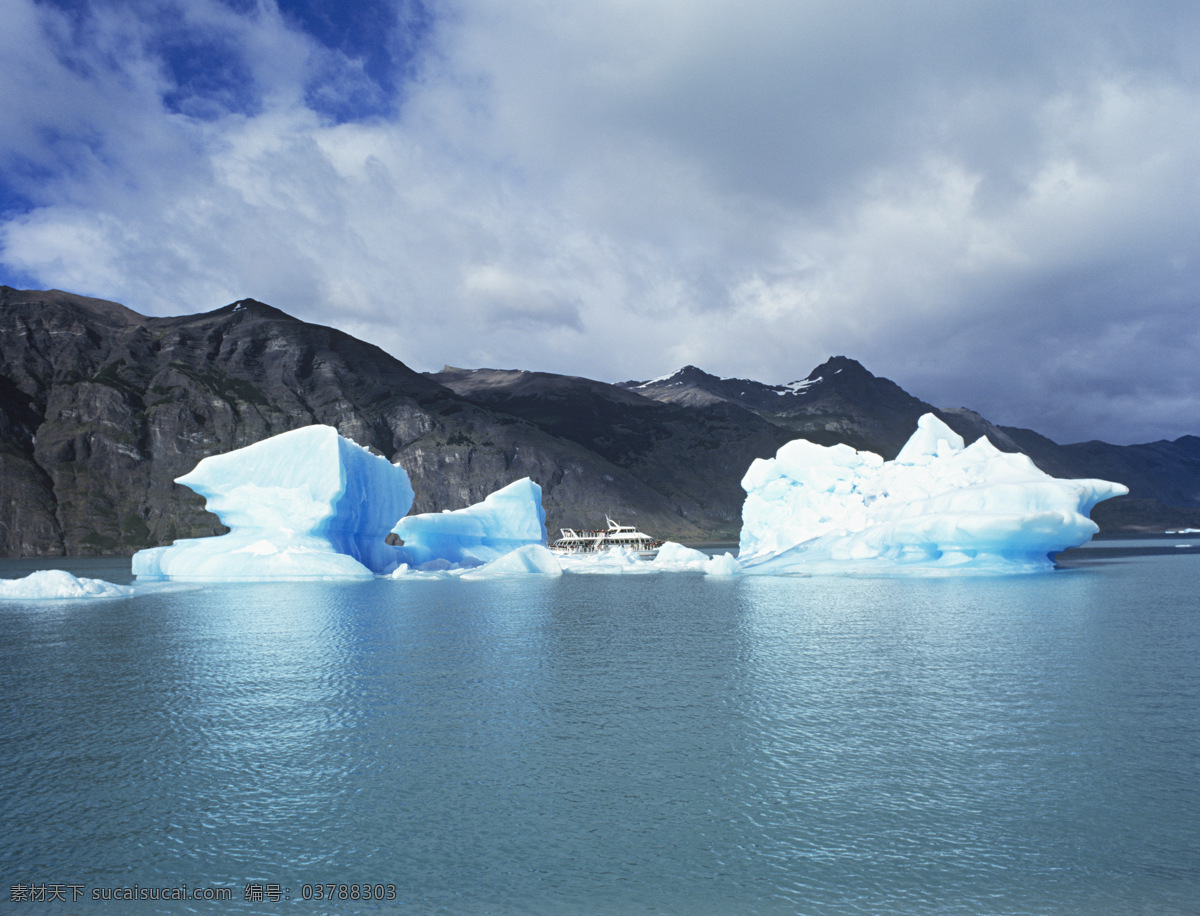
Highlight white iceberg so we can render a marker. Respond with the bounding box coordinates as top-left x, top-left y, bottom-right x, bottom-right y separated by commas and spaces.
652, 541, 712, 571
739, 413, 1128, 574
0, 570, 134, 599
552, 542, 737, 576
556, 546, 660, 575
461, 544, 563, 579
133, 425, 413, 579
392, 477, 548, 569
651, 542, 740, 576
704, 552, 741, 577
